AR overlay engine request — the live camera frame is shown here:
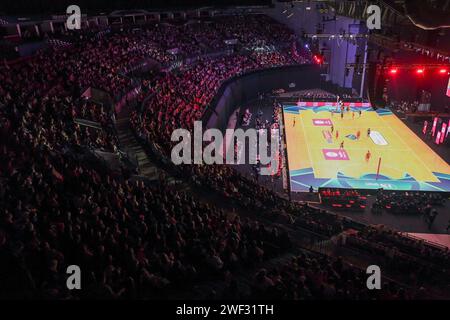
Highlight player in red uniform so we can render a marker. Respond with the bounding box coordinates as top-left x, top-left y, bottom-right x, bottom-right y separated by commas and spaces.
365, 150, 371, 162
